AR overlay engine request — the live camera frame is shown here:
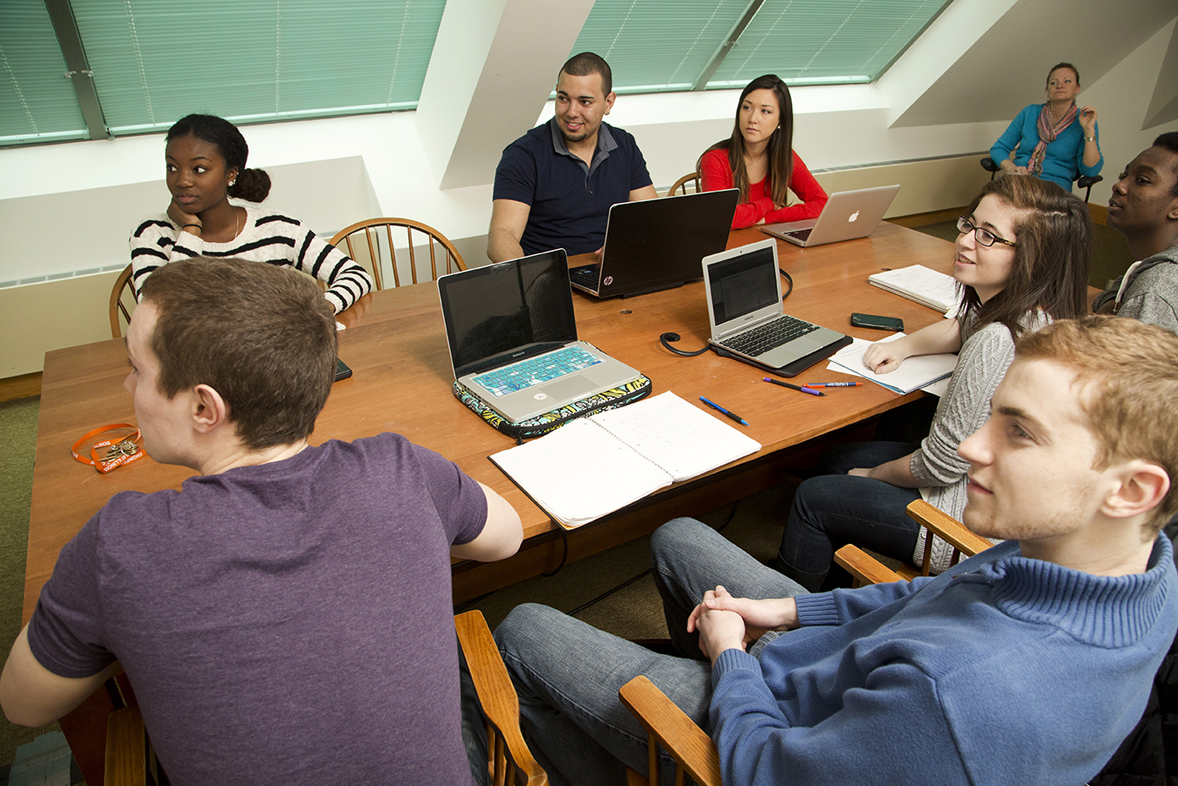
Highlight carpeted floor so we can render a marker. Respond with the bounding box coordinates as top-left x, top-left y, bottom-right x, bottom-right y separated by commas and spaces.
0, 397, 60, 773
